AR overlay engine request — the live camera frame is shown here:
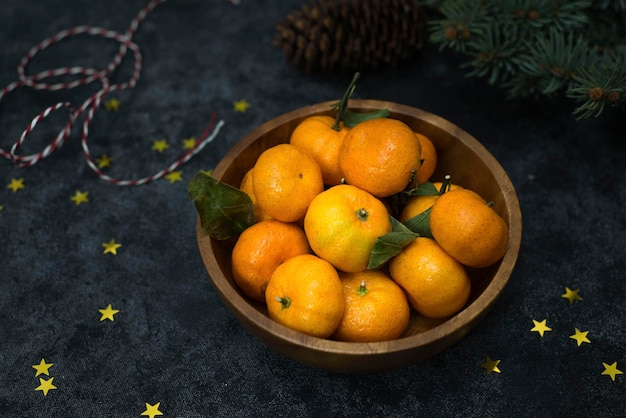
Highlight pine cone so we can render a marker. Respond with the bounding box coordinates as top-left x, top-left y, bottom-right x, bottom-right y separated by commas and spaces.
273, 0, 427, 73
